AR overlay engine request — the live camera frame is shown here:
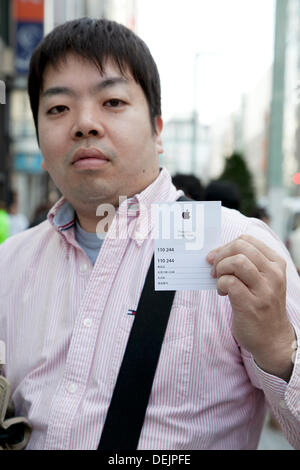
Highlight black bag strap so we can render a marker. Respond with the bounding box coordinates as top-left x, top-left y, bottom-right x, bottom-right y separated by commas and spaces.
97, 195, 190, 451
